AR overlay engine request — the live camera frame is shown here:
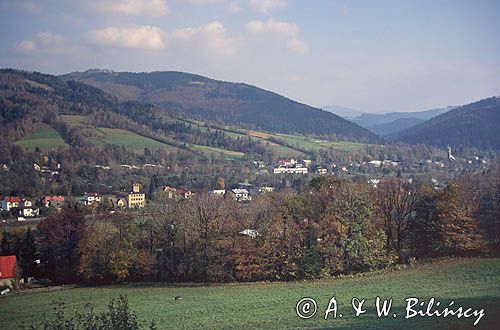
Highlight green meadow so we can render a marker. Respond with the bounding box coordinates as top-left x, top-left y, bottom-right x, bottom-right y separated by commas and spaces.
1, 258, 499, 329
89, 128, 168, 149
14, 124, 68, 150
